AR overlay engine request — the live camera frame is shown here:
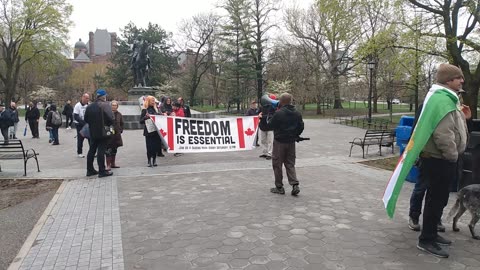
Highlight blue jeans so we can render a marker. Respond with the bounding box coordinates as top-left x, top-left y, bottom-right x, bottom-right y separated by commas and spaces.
49, 129, 54, 141
51, 127, 59, 144
409, 172, 427, 220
